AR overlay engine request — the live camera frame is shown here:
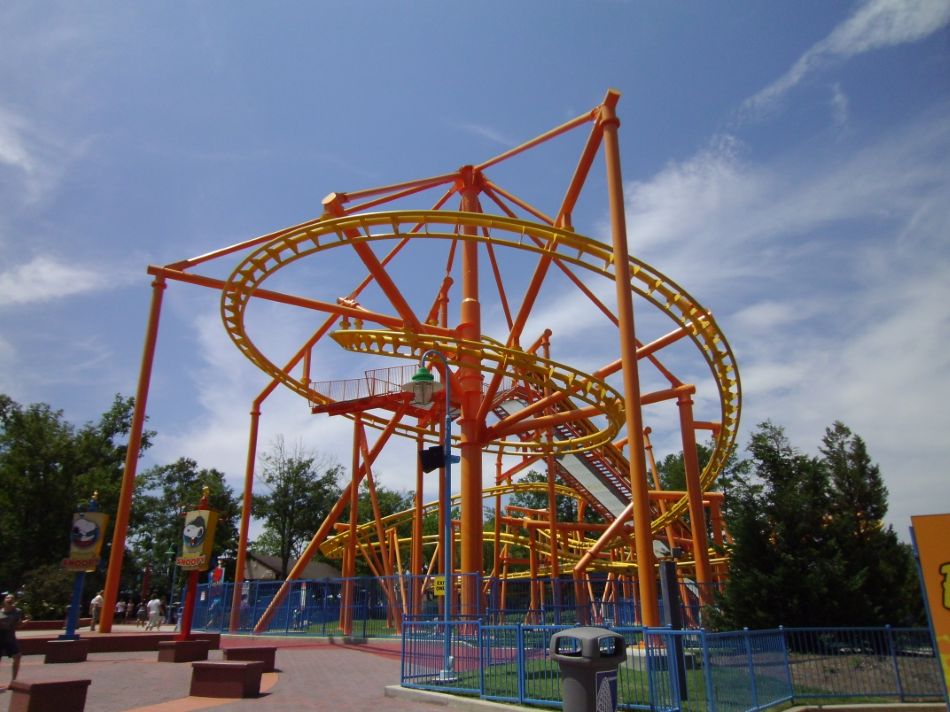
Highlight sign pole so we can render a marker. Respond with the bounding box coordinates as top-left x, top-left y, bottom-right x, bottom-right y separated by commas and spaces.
174, 487, 218, 642
176, 569, 200, 641
60, 493, 108, 640
60, 571, 86, 640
